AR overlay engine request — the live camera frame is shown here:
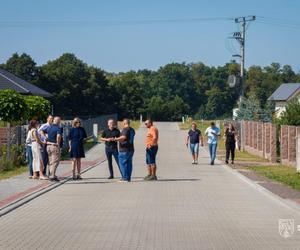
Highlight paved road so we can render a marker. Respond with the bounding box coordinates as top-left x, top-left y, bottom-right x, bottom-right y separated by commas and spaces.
0, 122, 300, 250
